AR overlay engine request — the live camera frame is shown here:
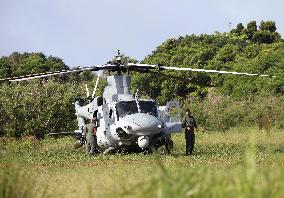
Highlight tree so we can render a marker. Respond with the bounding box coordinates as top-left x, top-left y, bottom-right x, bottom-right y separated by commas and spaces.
252, 30, 281, 44
132, 21, 283, 103
0, 58, 12, 78
245, 21, 257, 40
0, 52, 69, 78
231, 23, 245, 35
259, 21, 277, 32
